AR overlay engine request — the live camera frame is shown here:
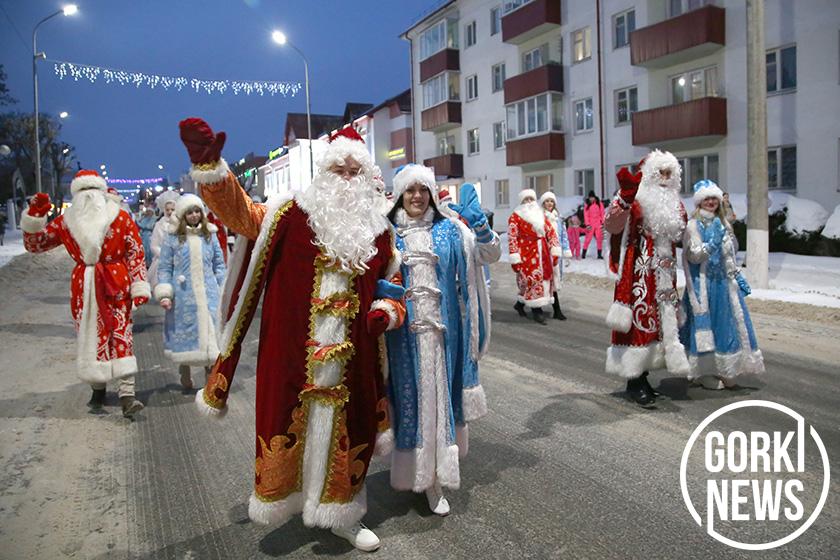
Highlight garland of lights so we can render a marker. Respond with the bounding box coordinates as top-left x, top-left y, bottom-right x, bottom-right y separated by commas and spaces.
107, 177, 165, 184
51, 60, 301, 97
